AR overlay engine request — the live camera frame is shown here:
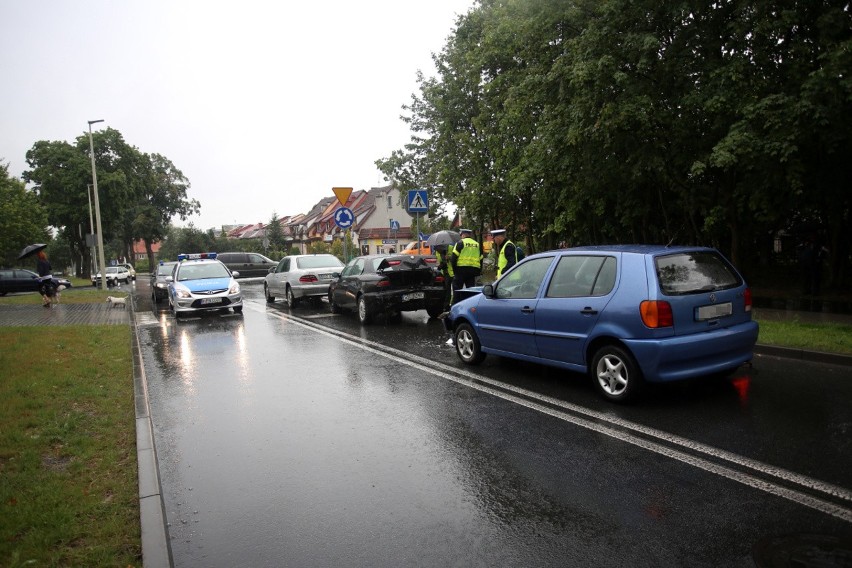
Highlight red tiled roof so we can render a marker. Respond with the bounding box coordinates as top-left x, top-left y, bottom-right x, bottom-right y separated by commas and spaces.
358, 227, 413, 240
133, 240, 160, 254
